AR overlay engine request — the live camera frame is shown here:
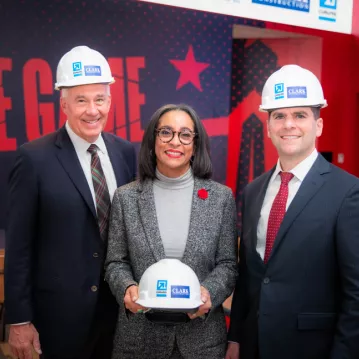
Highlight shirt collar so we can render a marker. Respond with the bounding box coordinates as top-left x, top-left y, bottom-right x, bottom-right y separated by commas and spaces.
65, 121, 107, 155
270, 148, 318, 183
